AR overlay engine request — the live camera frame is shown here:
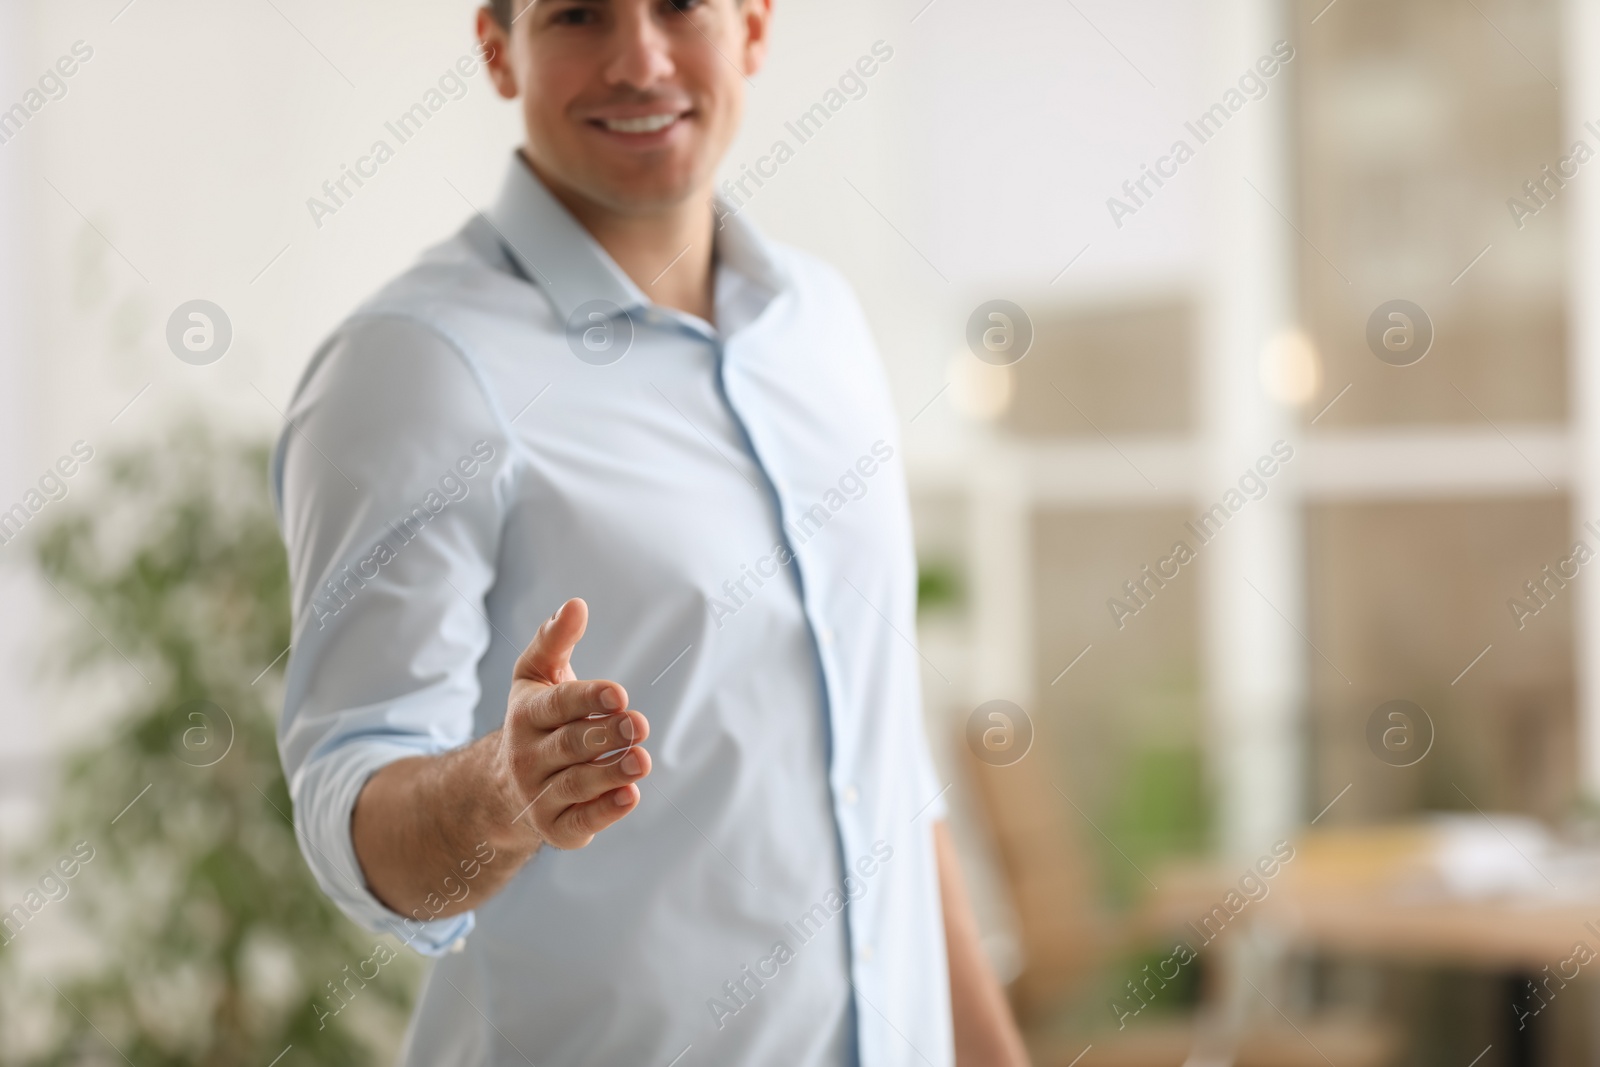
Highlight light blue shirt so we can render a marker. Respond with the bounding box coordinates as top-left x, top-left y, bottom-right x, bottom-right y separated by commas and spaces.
272, 153, 953, 1067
